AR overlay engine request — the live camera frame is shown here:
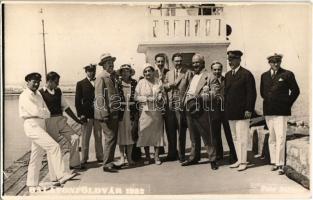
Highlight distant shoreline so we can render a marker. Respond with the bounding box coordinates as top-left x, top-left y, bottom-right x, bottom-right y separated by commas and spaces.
4, 91, 75, 96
